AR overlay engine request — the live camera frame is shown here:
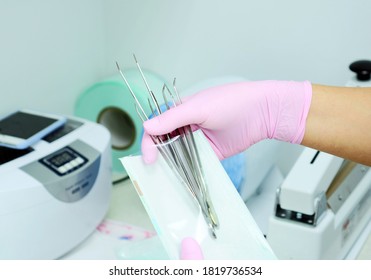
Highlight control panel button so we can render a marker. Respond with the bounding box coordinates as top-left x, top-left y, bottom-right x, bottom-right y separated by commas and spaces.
70, 160, 79, 167
39, 146, 88, 176
75, 157, 84, 164
63, 162, 74, 171
57, 166, 68, 174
